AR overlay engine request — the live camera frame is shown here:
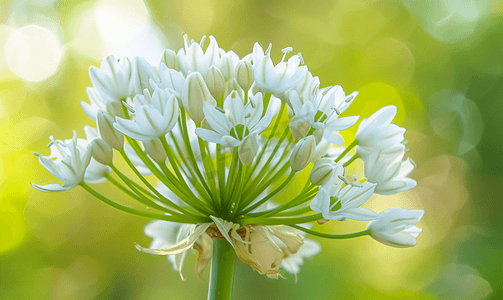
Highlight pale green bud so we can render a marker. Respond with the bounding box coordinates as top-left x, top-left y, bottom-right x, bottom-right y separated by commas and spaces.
289, 116, 310, 140
90, 137, 113, 165
160, 49, 179, 71
182, 72, 216, 122
143, 139, 167, 163
235, 60, 254, 91
238, 134, 259, 165
97, 110, 124, 150
290, 135, 316, 171
205, 66, 225, 100
310, 158, 343, 186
